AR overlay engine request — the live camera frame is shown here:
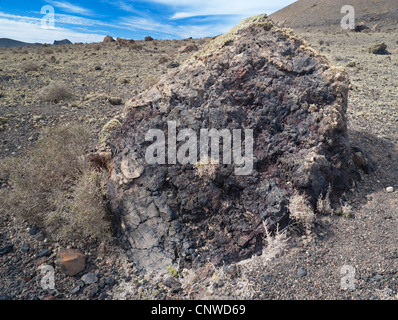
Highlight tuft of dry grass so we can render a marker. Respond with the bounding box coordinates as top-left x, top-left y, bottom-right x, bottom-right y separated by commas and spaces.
288, 193, 315, 229
261, 222, 289, 262
53, 169, 111, 241
194, 157, 219, 180
43, 48, 54, 54
316, 187, 334, 215
21, 60, 40, 72
37, 80, 72, 102
0, 123, 112, 243
142, 75, 159, 90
